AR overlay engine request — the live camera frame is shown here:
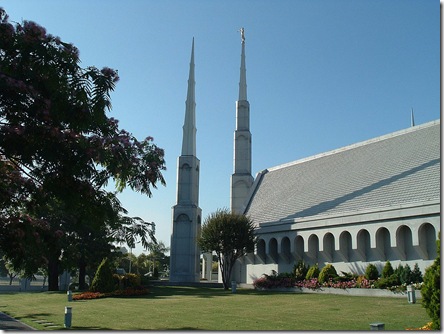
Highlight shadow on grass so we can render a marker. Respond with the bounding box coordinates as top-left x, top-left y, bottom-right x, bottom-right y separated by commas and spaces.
73, 326, 113, 330
146, 286, 231, 299
17, 312, 53, 320
145, 286, 294, 299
